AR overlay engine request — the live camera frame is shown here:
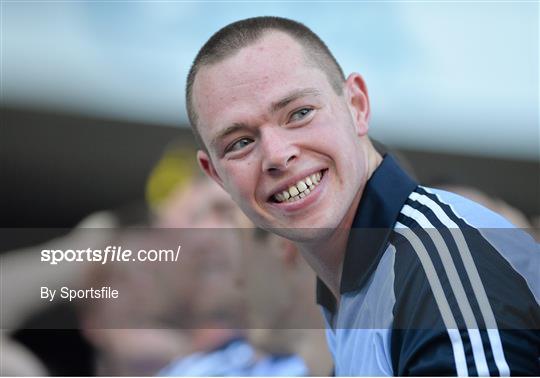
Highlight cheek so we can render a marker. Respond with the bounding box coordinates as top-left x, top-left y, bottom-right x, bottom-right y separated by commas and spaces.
309, 115, 359, 163
220, 161, 259, 205
309, 116, 364, 190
